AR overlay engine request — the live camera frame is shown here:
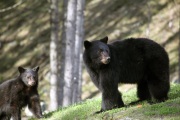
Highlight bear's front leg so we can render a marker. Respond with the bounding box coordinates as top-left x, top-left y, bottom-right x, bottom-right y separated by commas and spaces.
10, 107, 21, 120
28, 93, 43, 118
97, 73, 124, 113
101, 89, 124, 111
0, 113, 11, 120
